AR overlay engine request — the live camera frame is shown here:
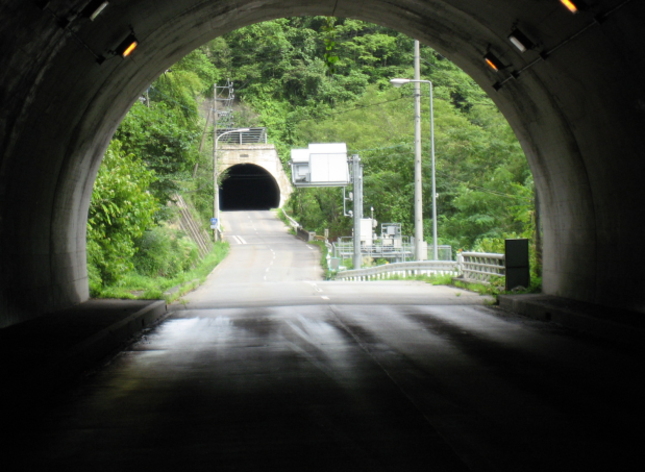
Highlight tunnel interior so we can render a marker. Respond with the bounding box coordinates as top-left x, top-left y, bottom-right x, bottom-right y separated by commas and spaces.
220, 164, 280, 211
